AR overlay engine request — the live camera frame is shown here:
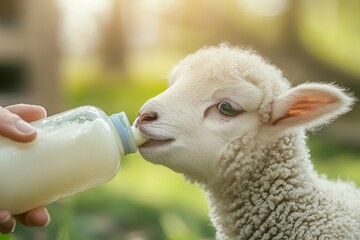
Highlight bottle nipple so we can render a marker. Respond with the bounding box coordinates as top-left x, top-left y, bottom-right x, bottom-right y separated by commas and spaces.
131, 126, 150, 146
